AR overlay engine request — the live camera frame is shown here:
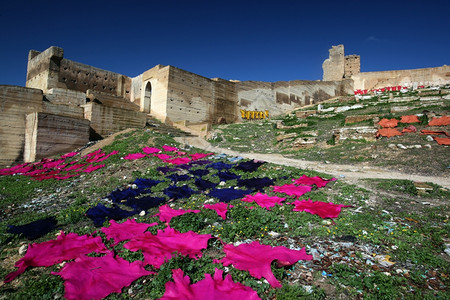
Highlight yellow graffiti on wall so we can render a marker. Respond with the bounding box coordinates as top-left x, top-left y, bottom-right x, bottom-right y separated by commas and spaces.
240, 110, 269, 120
